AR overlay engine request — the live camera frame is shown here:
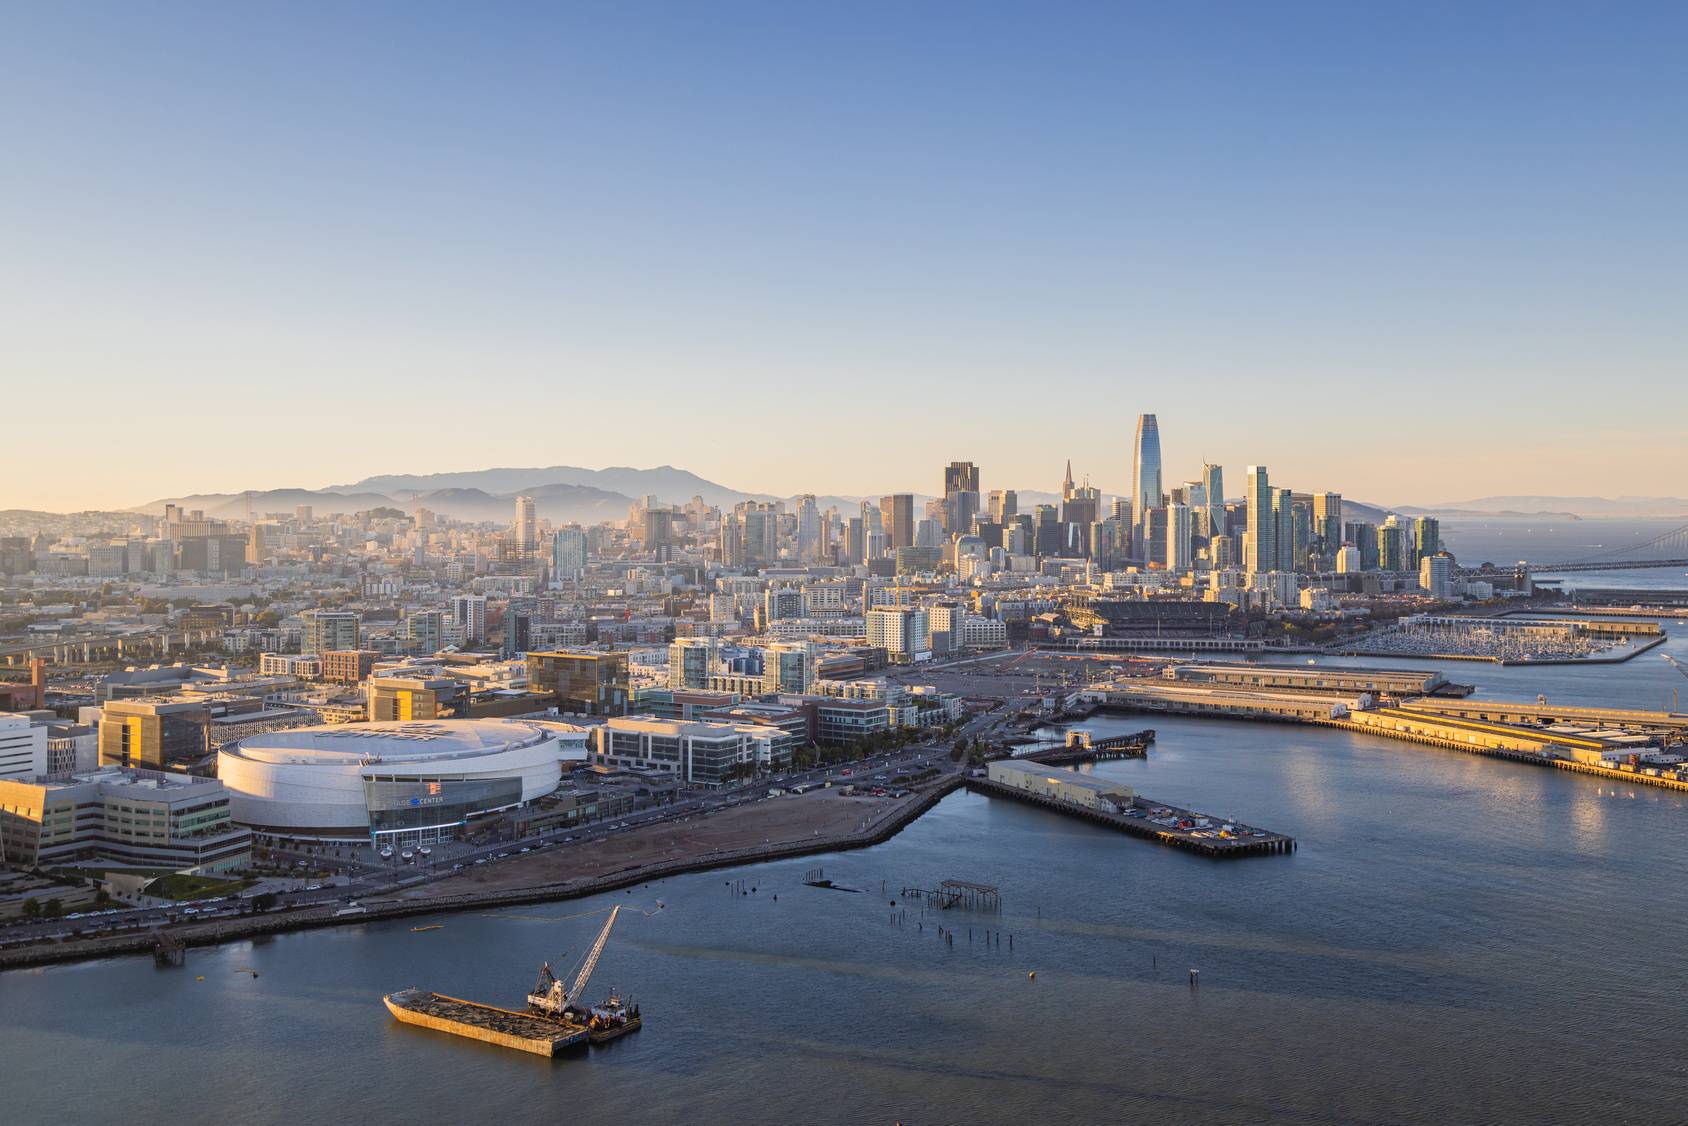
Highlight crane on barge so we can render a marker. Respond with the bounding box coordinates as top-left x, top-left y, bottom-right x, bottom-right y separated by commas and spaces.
528, 905, 620, 1015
